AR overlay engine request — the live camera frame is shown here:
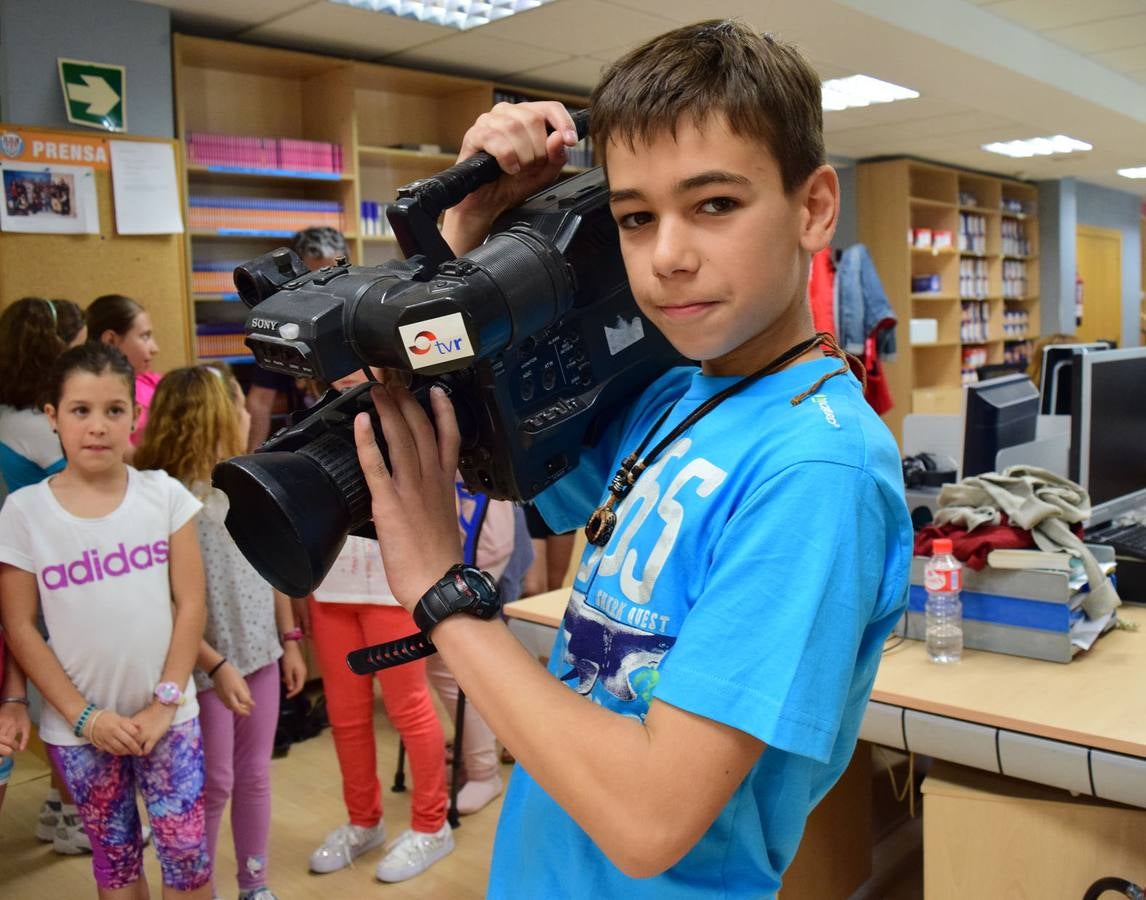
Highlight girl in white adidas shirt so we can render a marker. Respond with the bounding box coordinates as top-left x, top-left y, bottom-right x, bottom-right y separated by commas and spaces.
0, 342, 212, 899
